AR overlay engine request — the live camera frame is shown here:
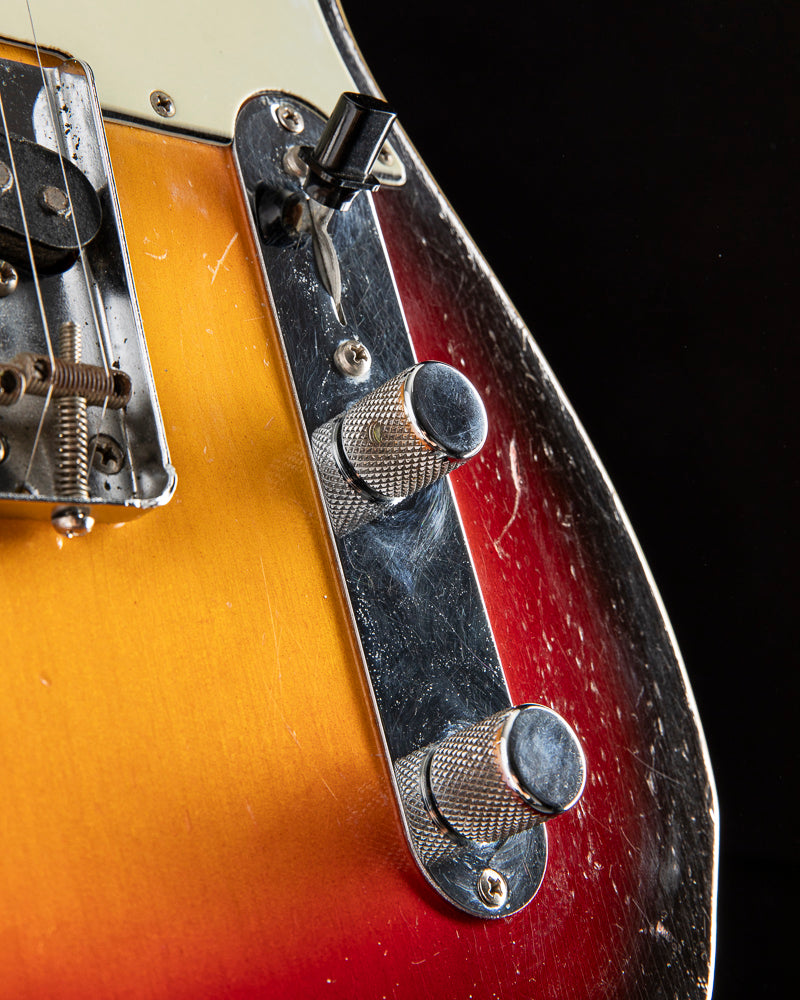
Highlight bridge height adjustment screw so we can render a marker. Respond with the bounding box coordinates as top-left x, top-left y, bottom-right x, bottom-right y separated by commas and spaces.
0, 260, 18, 297
0, 161, 13, 193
